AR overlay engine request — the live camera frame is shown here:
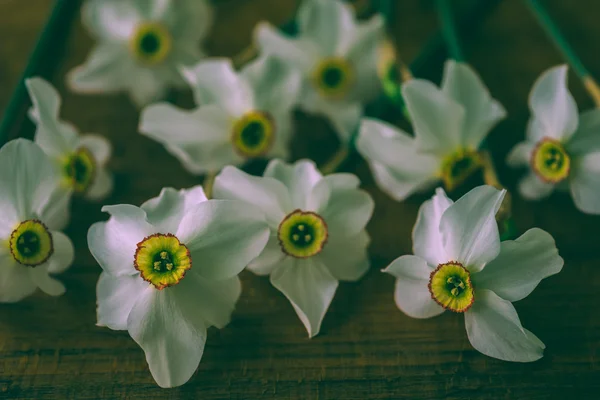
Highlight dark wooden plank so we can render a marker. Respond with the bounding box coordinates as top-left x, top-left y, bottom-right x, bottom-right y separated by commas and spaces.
0, 0, 599, 399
